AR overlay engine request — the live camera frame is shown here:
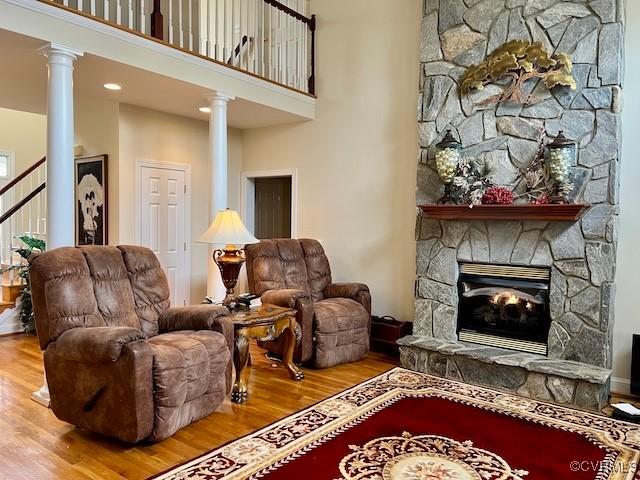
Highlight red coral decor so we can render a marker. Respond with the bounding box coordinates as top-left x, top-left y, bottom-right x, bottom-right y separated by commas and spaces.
152, 368, 640, 480
482, 186, 515, 205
